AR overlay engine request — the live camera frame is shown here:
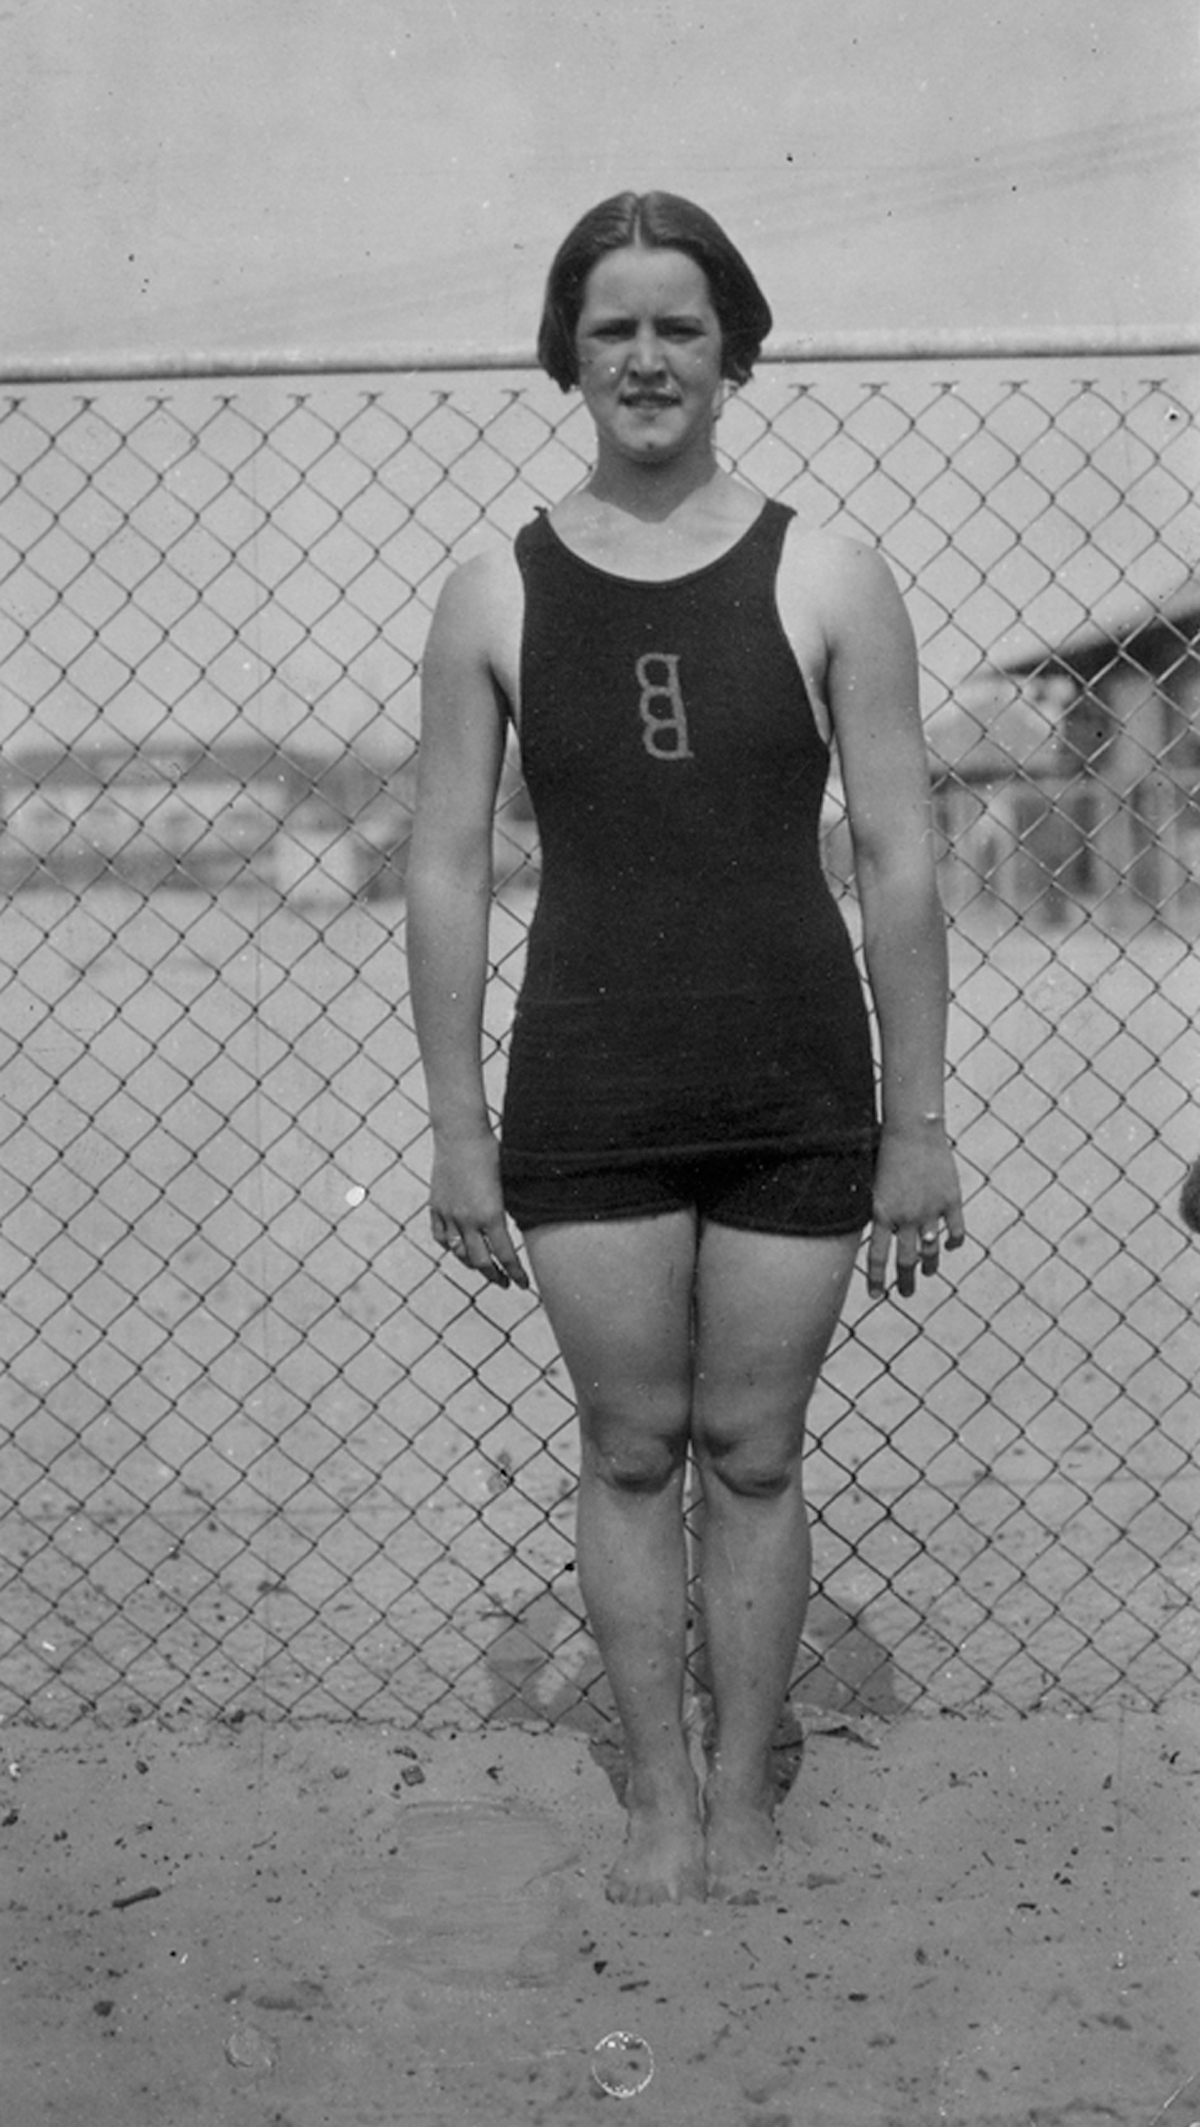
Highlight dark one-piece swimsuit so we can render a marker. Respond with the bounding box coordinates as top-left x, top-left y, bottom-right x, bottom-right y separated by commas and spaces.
497, 499, 879, 1234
